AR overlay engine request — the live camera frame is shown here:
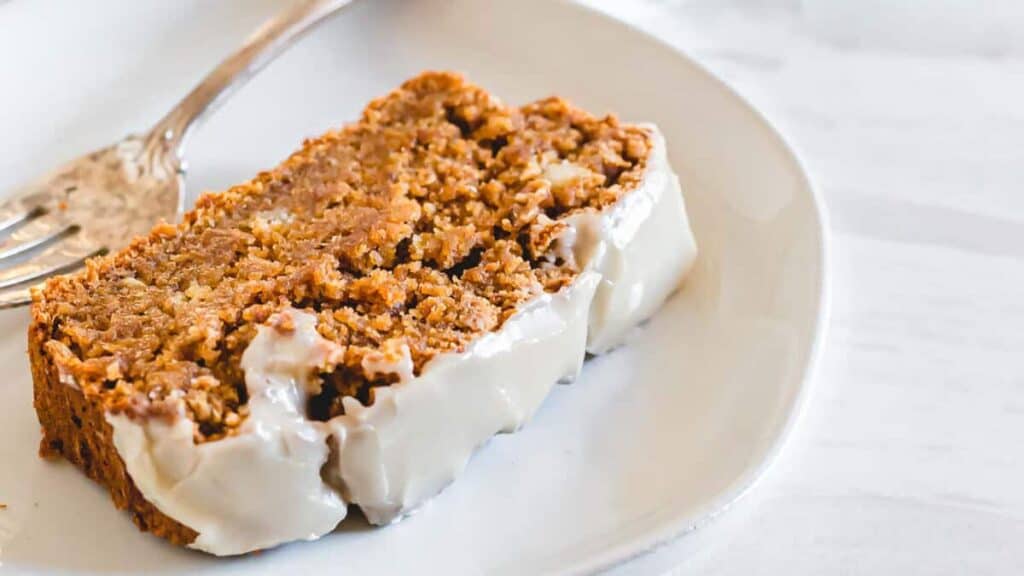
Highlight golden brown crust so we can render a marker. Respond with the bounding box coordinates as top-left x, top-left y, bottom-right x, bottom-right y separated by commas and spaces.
29, 318, 198, 546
